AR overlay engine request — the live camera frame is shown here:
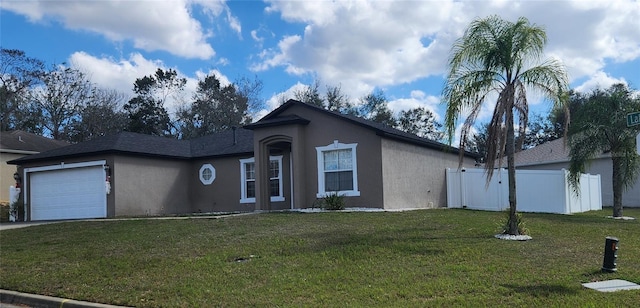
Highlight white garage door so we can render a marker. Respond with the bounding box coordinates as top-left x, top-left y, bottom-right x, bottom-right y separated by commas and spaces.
30, 166, 107, 221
